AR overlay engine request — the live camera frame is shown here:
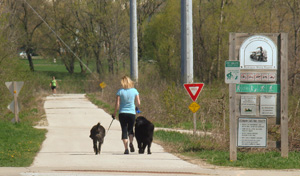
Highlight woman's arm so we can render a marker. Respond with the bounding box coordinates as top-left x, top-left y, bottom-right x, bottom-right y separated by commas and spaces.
112, 96, 120, 117
136, 94, 140, 107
